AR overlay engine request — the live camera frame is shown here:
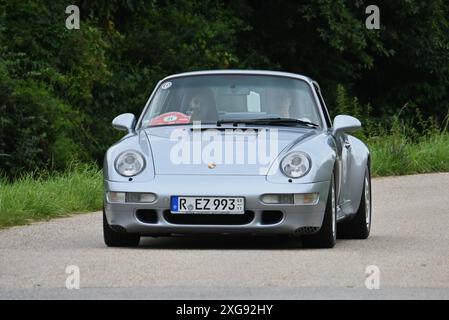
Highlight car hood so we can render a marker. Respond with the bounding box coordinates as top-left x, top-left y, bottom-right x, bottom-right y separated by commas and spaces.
144, 126, 317, 175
